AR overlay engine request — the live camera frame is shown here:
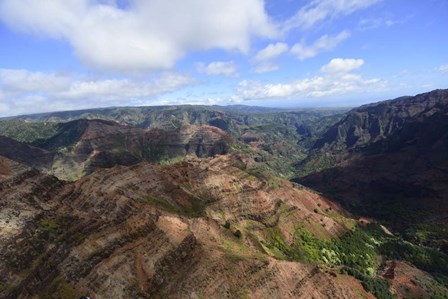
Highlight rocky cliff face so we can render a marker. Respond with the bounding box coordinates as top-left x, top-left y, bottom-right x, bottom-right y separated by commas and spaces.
310, 89, 448, 162
296, 89, 448, 251
1, 119, 232, 180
